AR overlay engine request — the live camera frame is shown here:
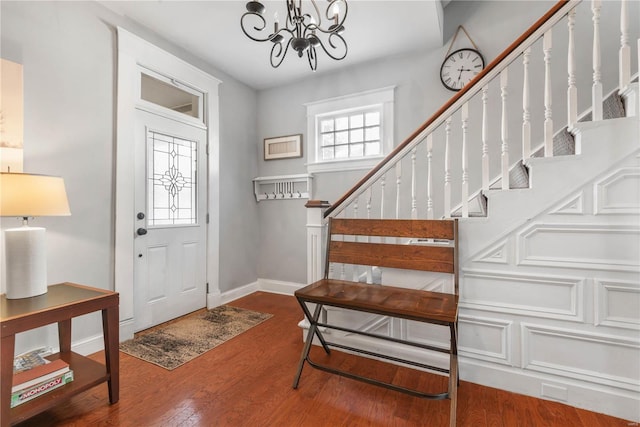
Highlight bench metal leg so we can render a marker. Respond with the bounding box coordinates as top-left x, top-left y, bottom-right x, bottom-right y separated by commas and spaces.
449, 322, 458, 427
293, 303, 325, 389
297, 300, 331, 354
